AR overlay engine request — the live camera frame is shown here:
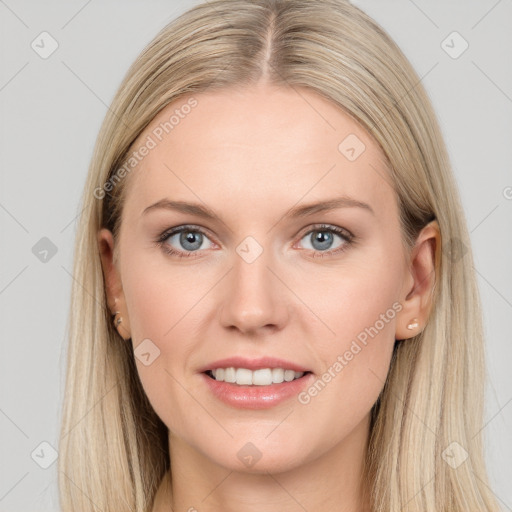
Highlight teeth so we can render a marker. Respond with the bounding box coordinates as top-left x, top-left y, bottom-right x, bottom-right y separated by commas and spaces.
272, 368, 284, 384
236, 368, 253, 385
211, 367, 305, 385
